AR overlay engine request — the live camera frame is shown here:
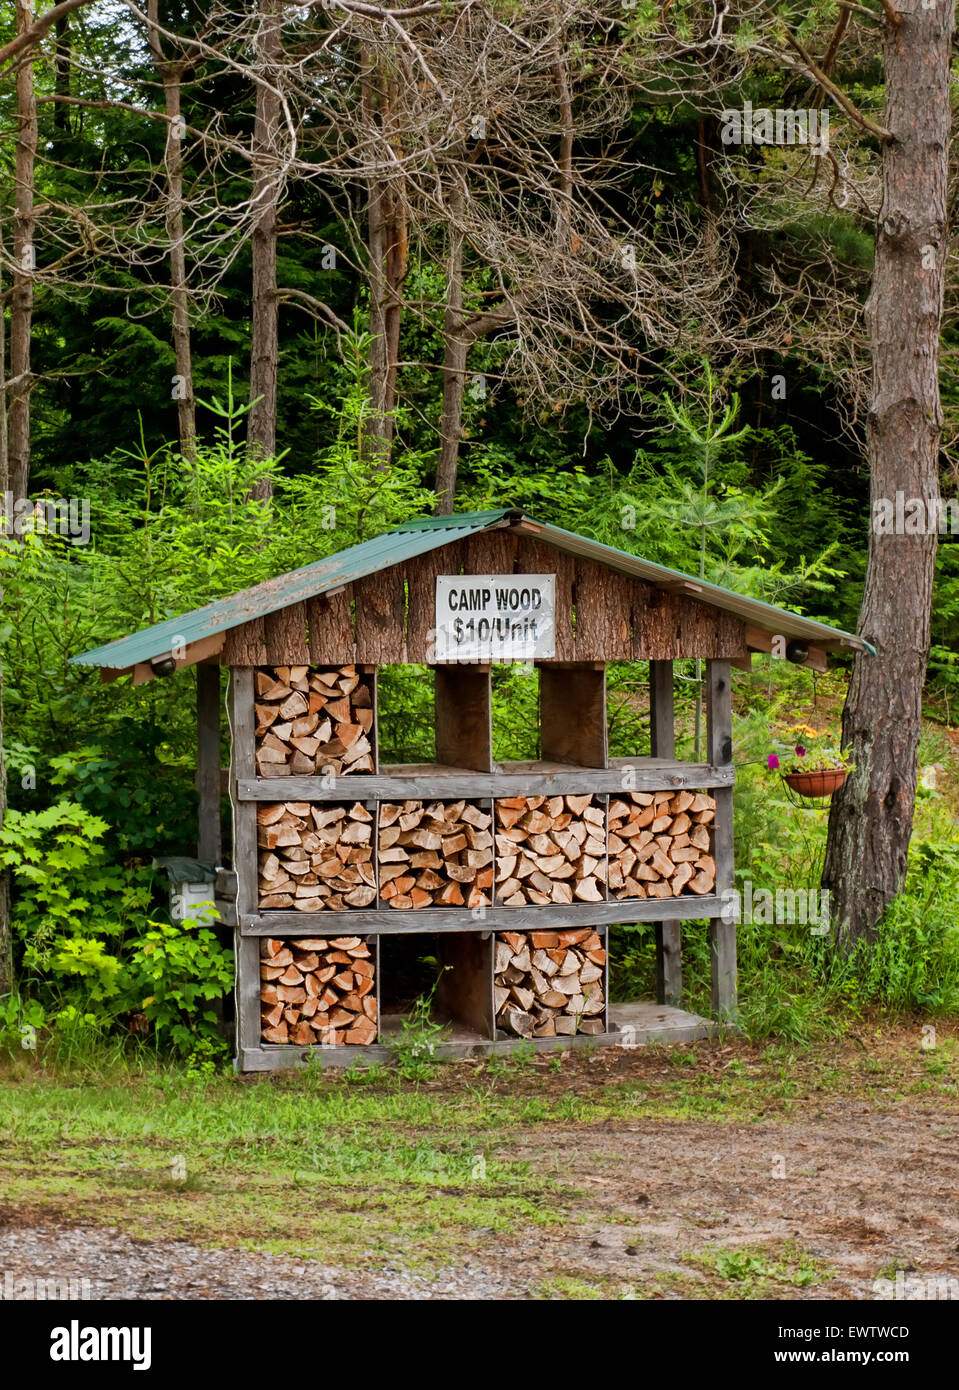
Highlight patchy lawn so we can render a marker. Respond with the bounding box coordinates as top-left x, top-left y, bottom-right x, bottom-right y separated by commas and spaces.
1, 1026, 957, 1299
